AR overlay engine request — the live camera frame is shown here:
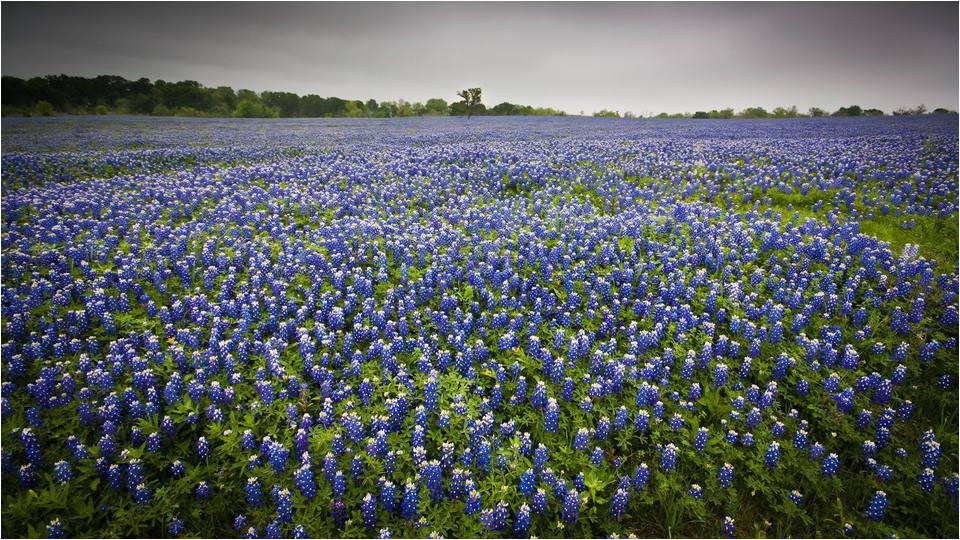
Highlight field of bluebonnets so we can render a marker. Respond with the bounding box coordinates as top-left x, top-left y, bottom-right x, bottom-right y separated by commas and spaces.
1, 115, 958, 539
